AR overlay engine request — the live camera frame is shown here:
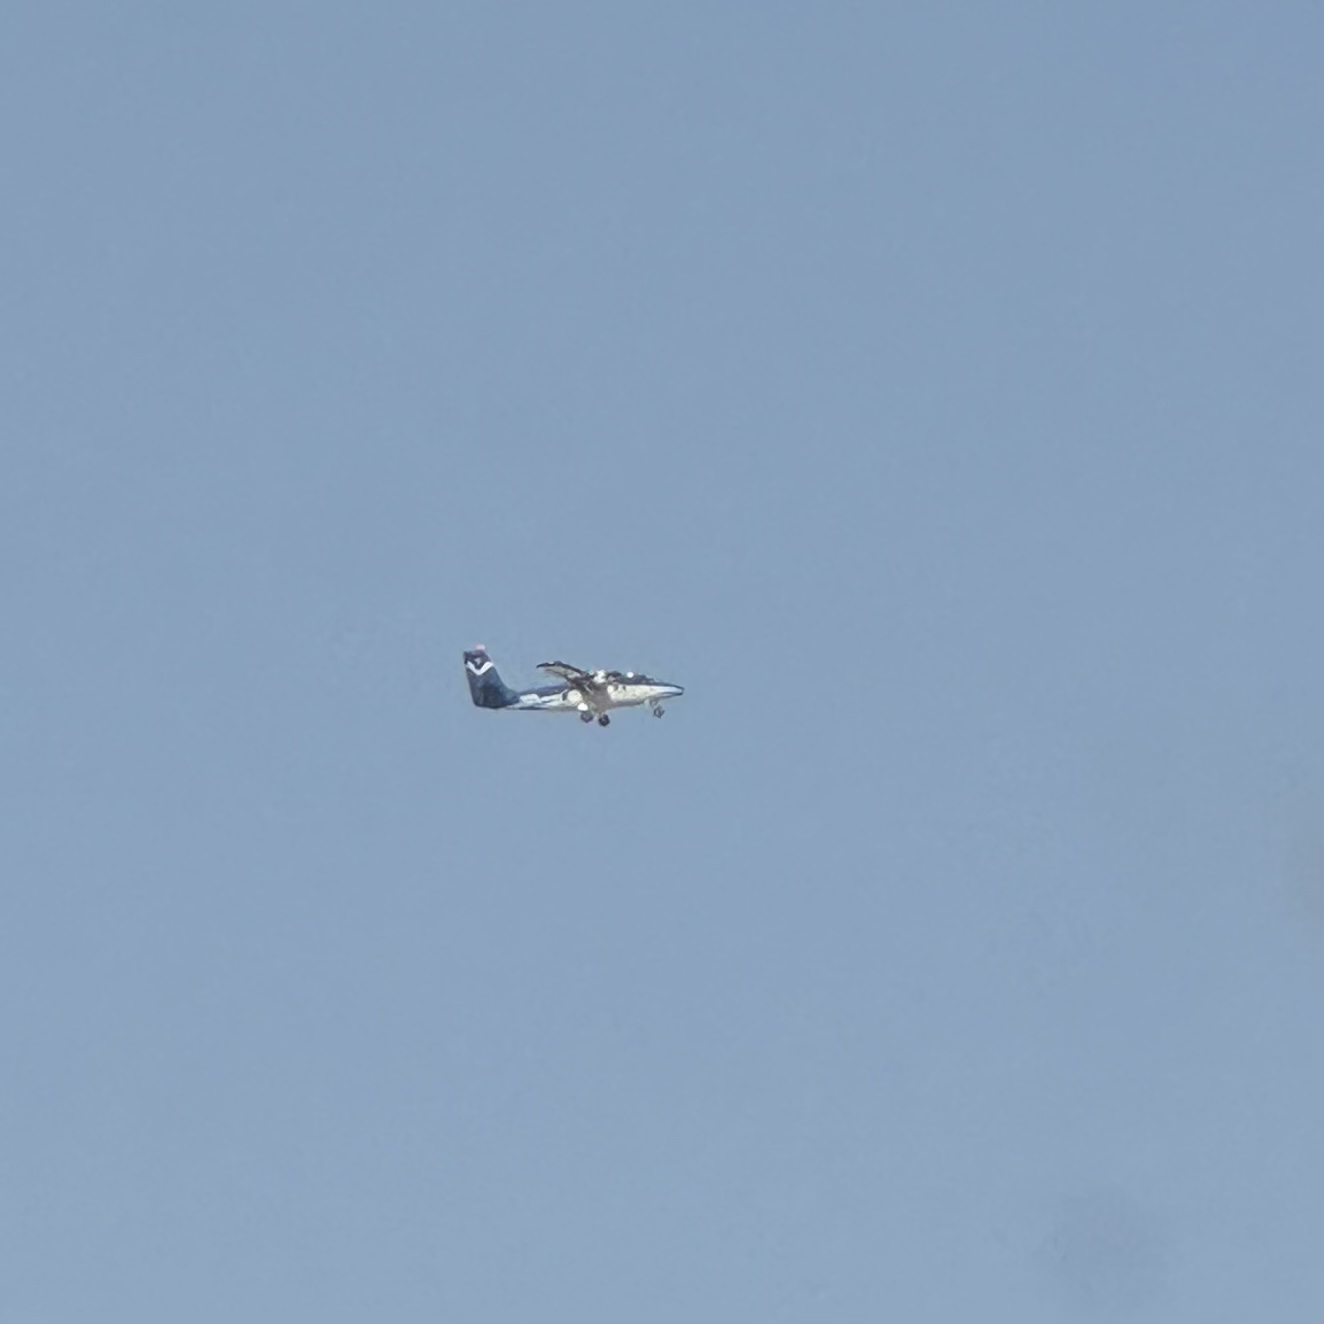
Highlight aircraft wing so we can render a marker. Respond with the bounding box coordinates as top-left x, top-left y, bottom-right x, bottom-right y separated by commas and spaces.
537, 660, 596, 686
537, 661, 635, 690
